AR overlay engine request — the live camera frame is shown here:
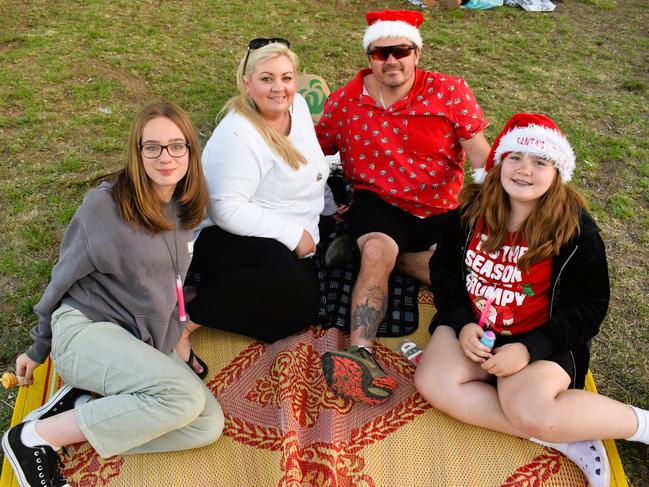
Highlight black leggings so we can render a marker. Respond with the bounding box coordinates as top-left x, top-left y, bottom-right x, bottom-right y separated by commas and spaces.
186, 226, 320, 342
